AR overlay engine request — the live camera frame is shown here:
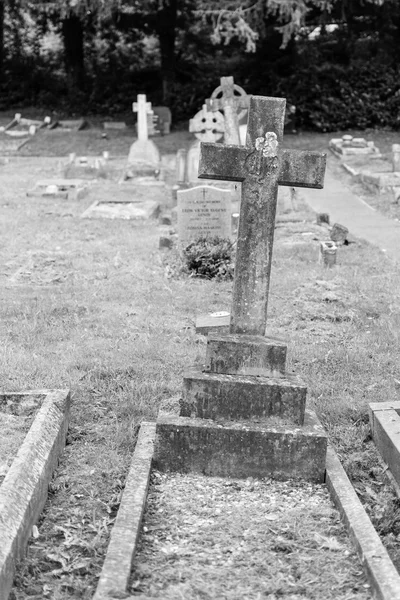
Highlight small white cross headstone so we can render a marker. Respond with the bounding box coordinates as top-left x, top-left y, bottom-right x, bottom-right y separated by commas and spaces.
128, 94, 160, 167
133, 94, 153, 141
